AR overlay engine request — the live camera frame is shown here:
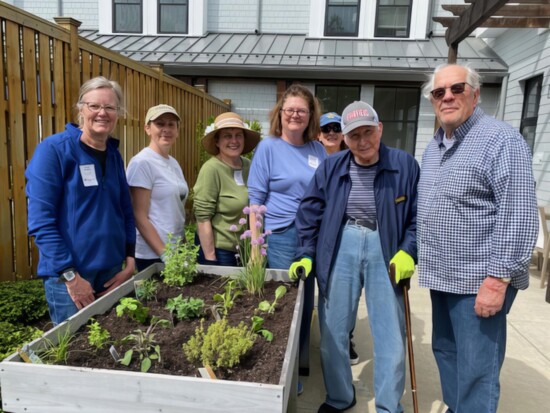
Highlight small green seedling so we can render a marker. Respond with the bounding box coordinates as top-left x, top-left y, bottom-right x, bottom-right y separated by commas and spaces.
37, 329, 76, 364
119, 317, 170, 373
135, 279, 159, 302
161, 233, 200, 287
87, 319, 111, 350
251, 315, 273, 342
116, 297, 149, 324
213, 280, 242, 317
165, 295, 205, 321
258, 285, 287, 314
